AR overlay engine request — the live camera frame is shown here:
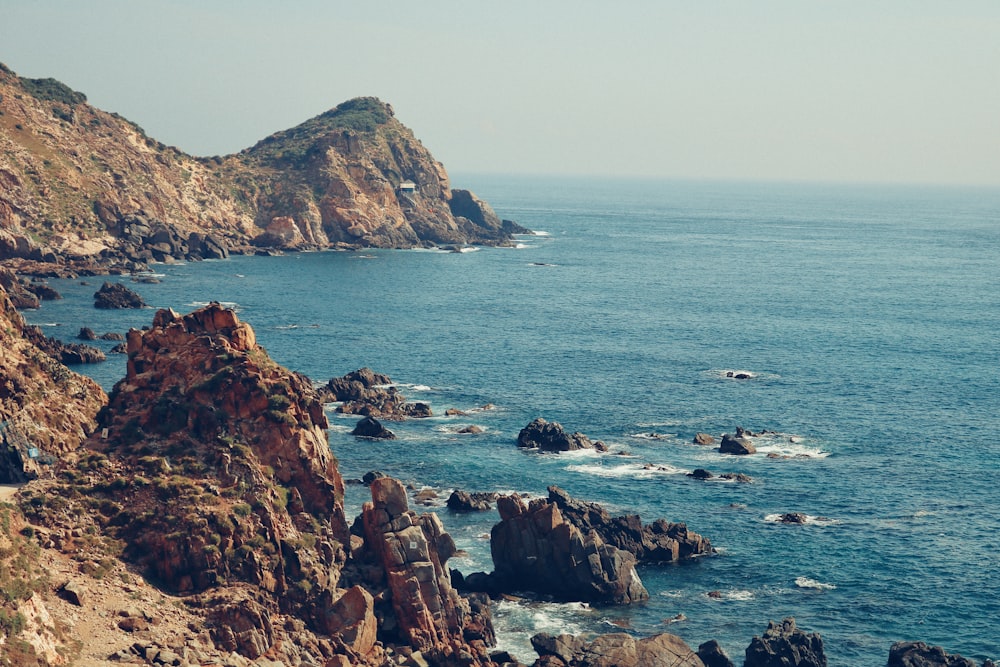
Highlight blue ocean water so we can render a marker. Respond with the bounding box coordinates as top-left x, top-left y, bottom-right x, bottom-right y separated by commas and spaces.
23, 176, 1000, 665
